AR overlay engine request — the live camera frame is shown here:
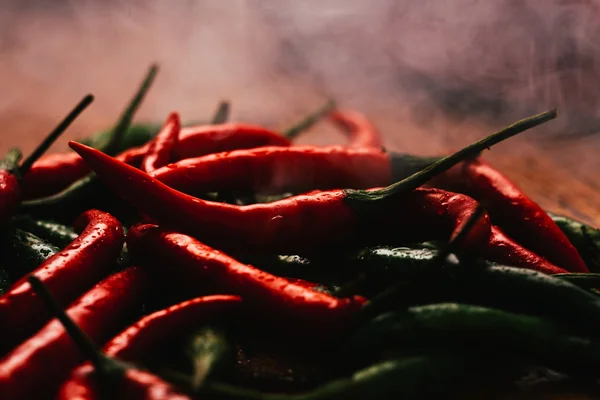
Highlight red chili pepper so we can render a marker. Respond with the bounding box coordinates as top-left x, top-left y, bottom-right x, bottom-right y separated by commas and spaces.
126, 224, 366, 340
432, 158, 589, 273
59, 295, 241, 399
0, 209, 124, 355
329, 109, 383, 149
480, 225, 569, 275
0, 267, 150, 400
141, 112, 181, 173
103, 294, 241, 361
118, 123, 293, 169
0, 94, 93, 216
149, 146, 395, 196
58, 365, 193, 400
